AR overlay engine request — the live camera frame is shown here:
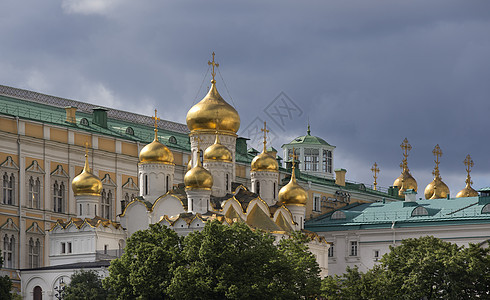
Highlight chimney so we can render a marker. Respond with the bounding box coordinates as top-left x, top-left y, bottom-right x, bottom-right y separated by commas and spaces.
64, 106, 77, 124
335, 169, 346, 186
92, 107, 108, 128
404, 189, 417, 202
